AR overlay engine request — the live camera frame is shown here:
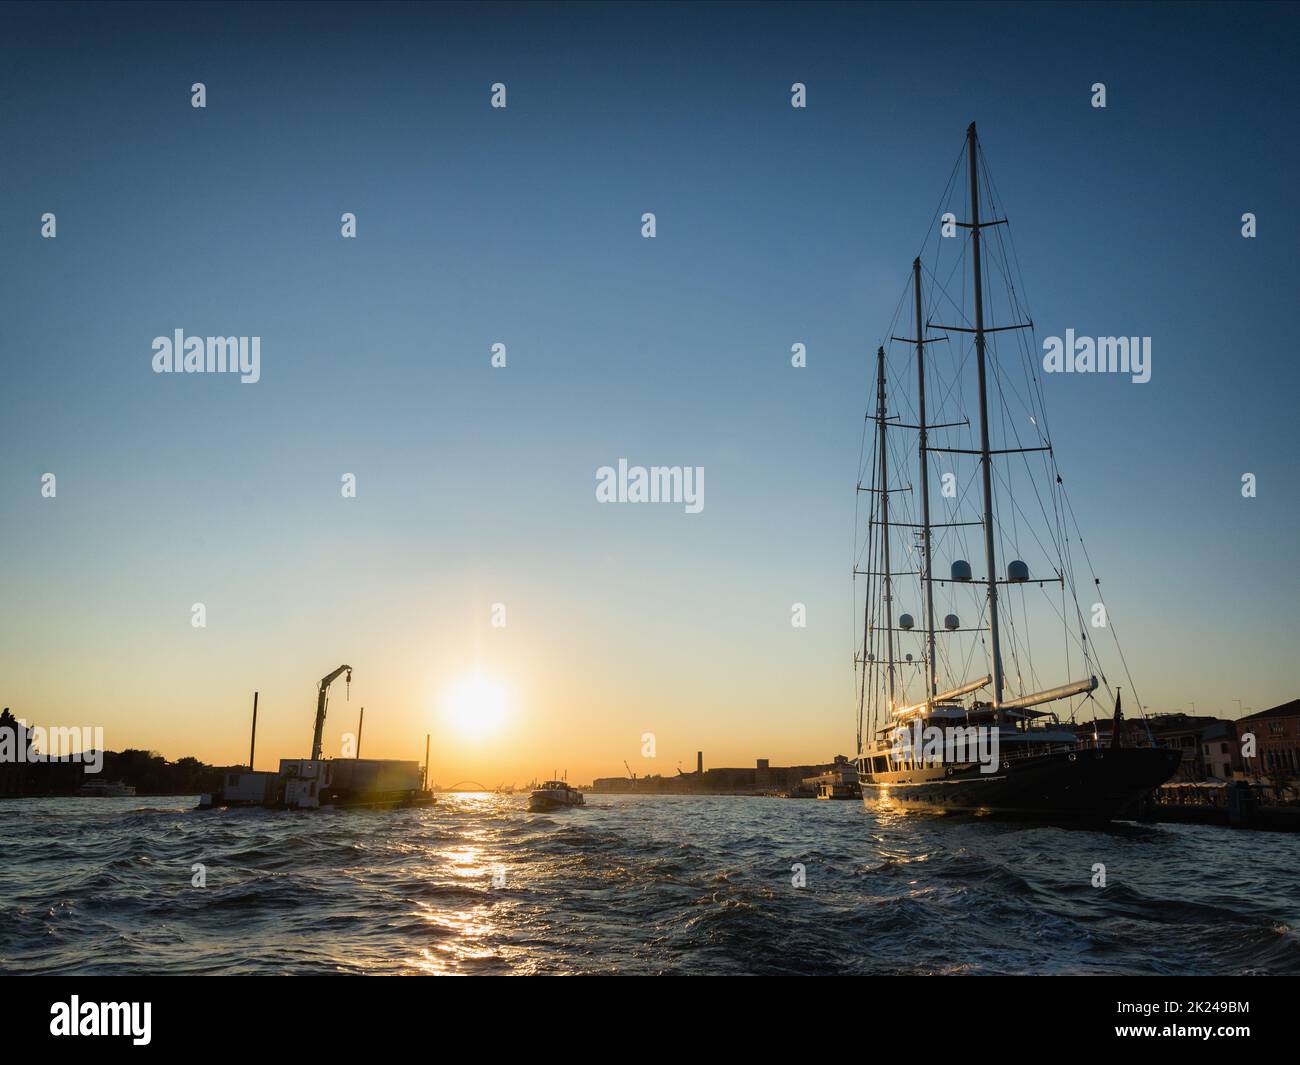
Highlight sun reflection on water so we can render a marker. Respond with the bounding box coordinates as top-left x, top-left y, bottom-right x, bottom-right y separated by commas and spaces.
398, 797, 525, 974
